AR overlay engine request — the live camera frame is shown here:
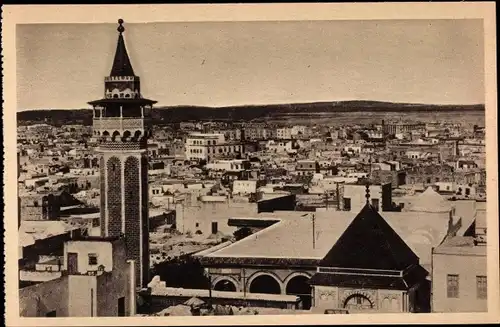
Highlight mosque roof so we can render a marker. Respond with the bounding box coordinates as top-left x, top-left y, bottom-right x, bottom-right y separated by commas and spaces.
319, 204, 419, 271
407, 186, 452, 213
